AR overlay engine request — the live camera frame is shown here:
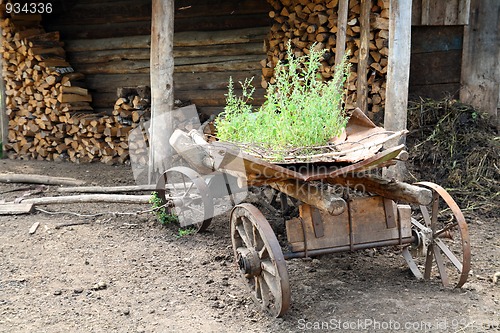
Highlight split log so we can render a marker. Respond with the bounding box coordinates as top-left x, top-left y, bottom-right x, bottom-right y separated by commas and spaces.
57, 184, 157, 193
19, 194, 151, 205
0, 173, 86, 186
